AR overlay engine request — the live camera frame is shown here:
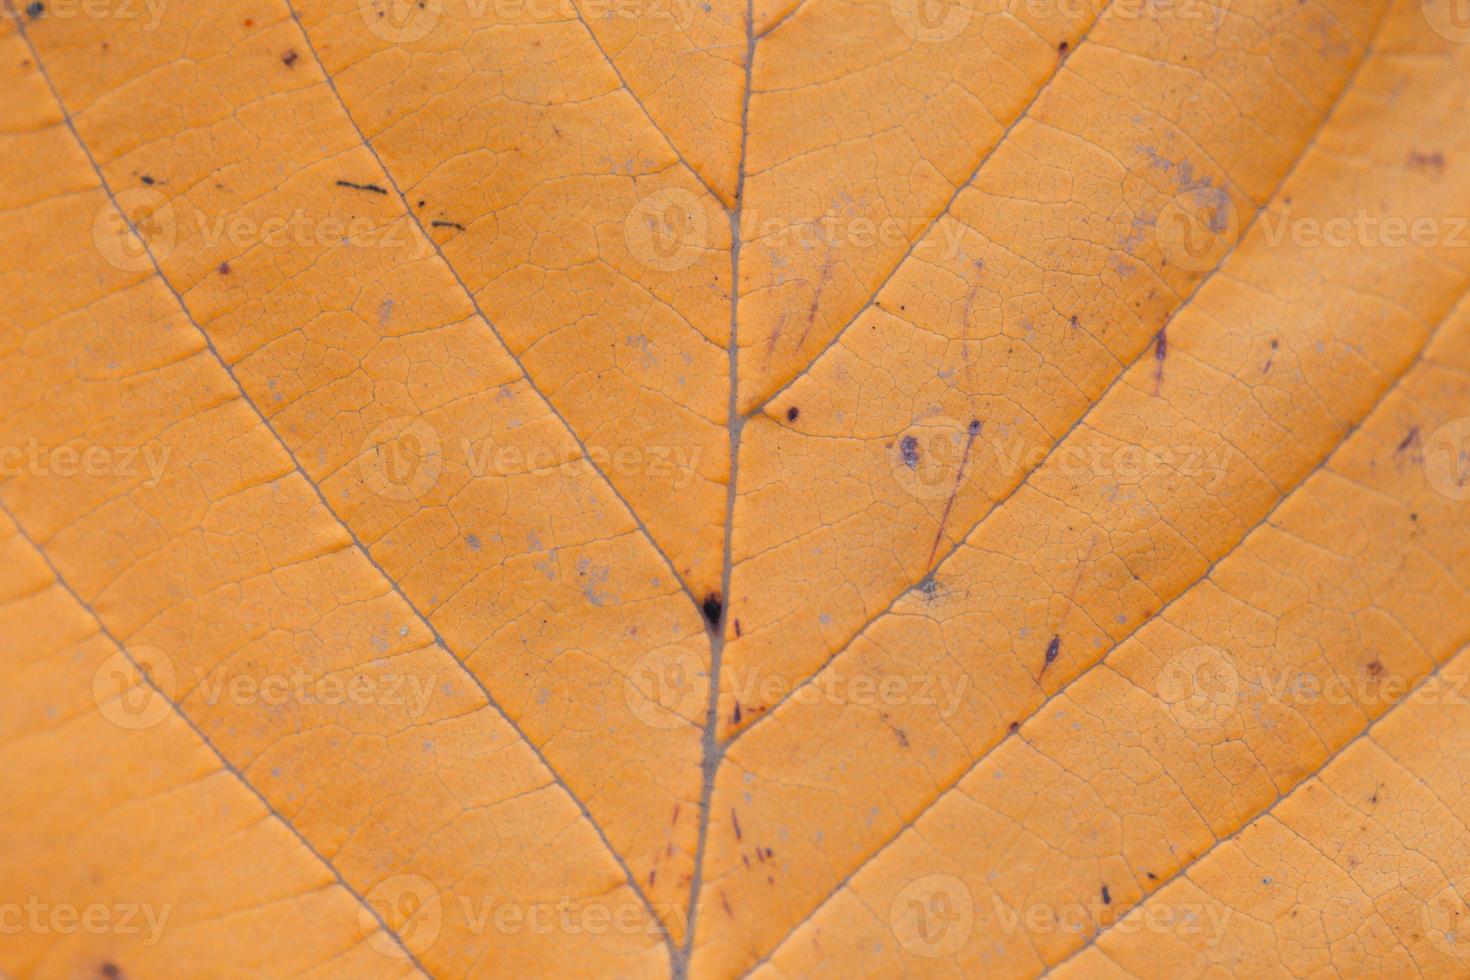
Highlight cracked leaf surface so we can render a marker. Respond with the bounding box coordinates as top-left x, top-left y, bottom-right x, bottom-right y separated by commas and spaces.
2, 0, 1469, 977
